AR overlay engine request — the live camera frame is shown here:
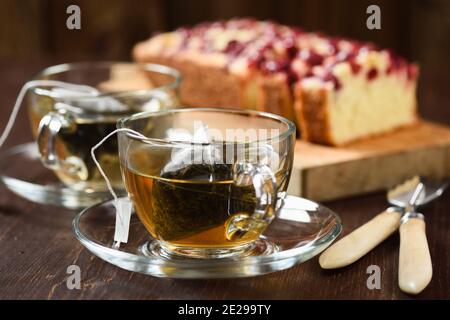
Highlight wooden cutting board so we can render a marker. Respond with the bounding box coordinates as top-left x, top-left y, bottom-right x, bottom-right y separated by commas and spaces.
287, 121, 450, 201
